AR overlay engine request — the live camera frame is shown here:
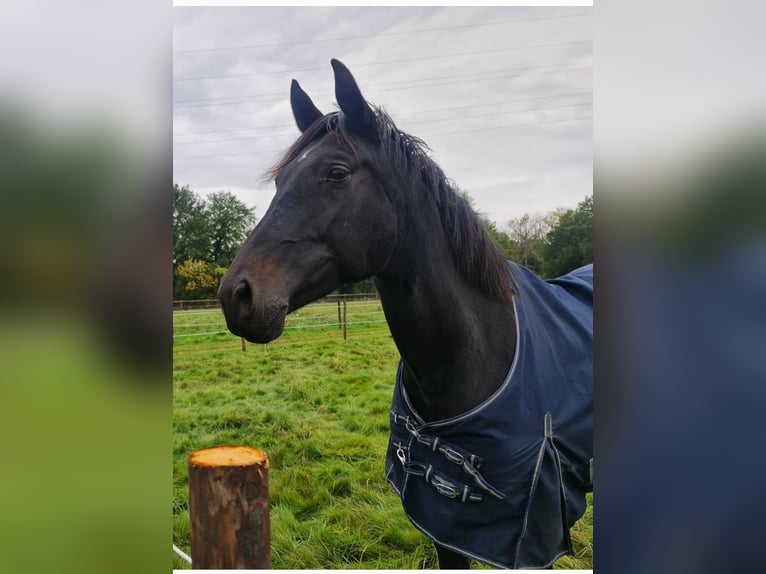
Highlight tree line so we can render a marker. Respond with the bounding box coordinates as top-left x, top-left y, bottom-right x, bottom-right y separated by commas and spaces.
173, 184, 256, 300
488, 195, 593, 279
173, 182, 592, 300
